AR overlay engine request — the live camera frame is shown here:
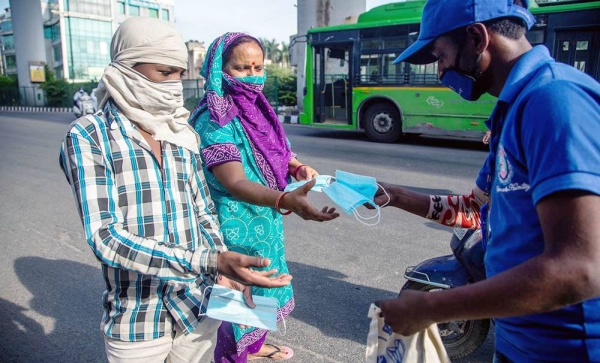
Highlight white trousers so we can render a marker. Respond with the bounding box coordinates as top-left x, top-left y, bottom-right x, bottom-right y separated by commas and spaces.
104, 318, 221, 363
